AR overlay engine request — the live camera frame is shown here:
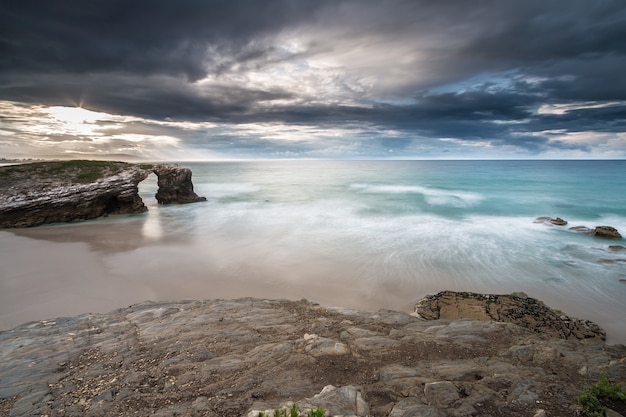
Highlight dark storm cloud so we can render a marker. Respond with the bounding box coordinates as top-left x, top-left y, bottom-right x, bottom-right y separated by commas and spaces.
0, 0, 326, 80
1, 0, 625, 158
0, 72, 294, 120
